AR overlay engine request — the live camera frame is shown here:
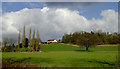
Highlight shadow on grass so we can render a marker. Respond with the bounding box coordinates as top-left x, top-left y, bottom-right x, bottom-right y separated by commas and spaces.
88, 59, 115, 66
4, 57, 32, 63
74, 50, 94, 52
2, 57, 39, 68
3, 57, 54, 67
